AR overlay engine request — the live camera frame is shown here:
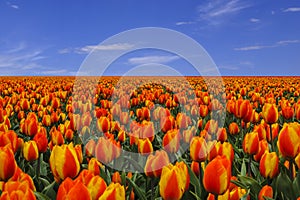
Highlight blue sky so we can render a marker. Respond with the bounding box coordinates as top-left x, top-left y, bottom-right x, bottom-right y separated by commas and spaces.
0, 0, 299, 76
